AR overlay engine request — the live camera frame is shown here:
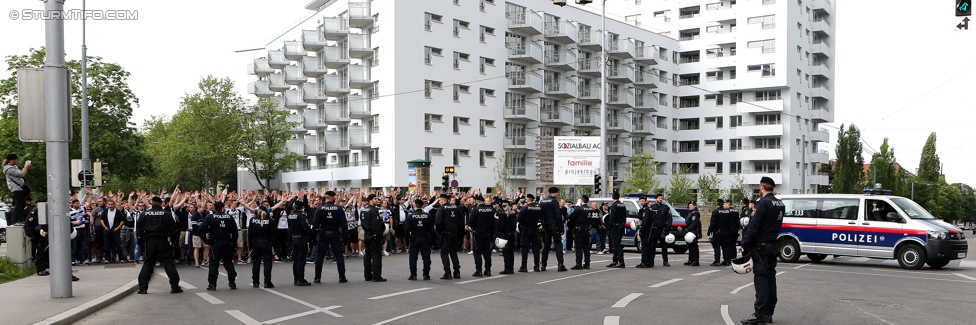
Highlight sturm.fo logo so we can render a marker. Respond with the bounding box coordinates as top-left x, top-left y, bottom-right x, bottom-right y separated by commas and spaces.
10, 9, 138, 21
